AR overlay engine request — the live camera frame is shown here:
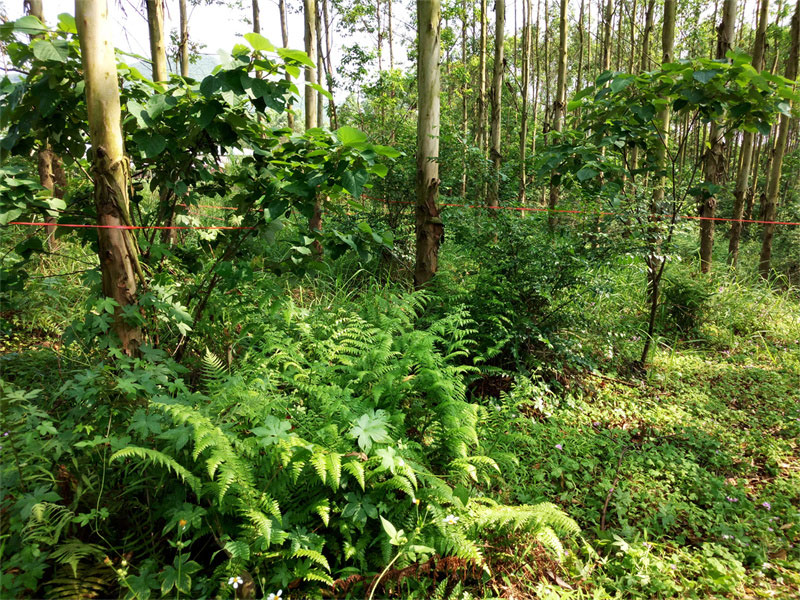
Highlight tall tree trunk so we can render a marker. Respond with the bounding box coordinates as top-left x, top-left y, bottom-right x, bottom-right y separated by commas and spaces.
699, 0, 737, 274
759, 0, 799, 278
316, 1, 324, 127
388, 0, 394, 69
577, 0, 585, 94
519, 0, 532, 202
415, 0, 443, 288
640, 0, 655, 71
547, 0, 568, 221
304, 0, 322, 249
461, 0, 468, 197
179, 0, 189, 77
488, 0, 505, 209
602, 0, 613, 71
146, 0, 167, 81
729, 0, 769, 266
25, 0, 61, 251
628, 0, 637, 72
477, 0, 488, 153
304, 0, 318, 129
531, 0, 541, 159
279, 0, 295, 129
323, 0, 338, 129
376, 0, 383, 71
252, 0, 260, 33
640, 0, 675, 366
76, 0, 144, 356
